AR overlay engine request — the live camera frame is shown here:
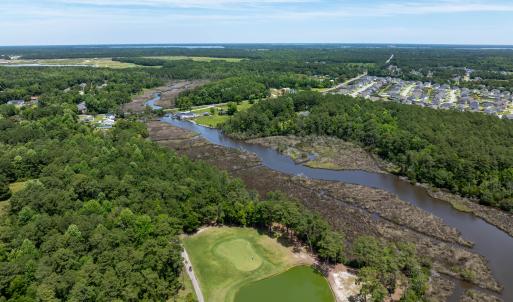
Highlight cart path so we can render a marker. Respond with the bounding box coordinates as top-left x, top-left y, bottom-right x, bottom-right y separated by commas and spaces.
182, 249, 205, 302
